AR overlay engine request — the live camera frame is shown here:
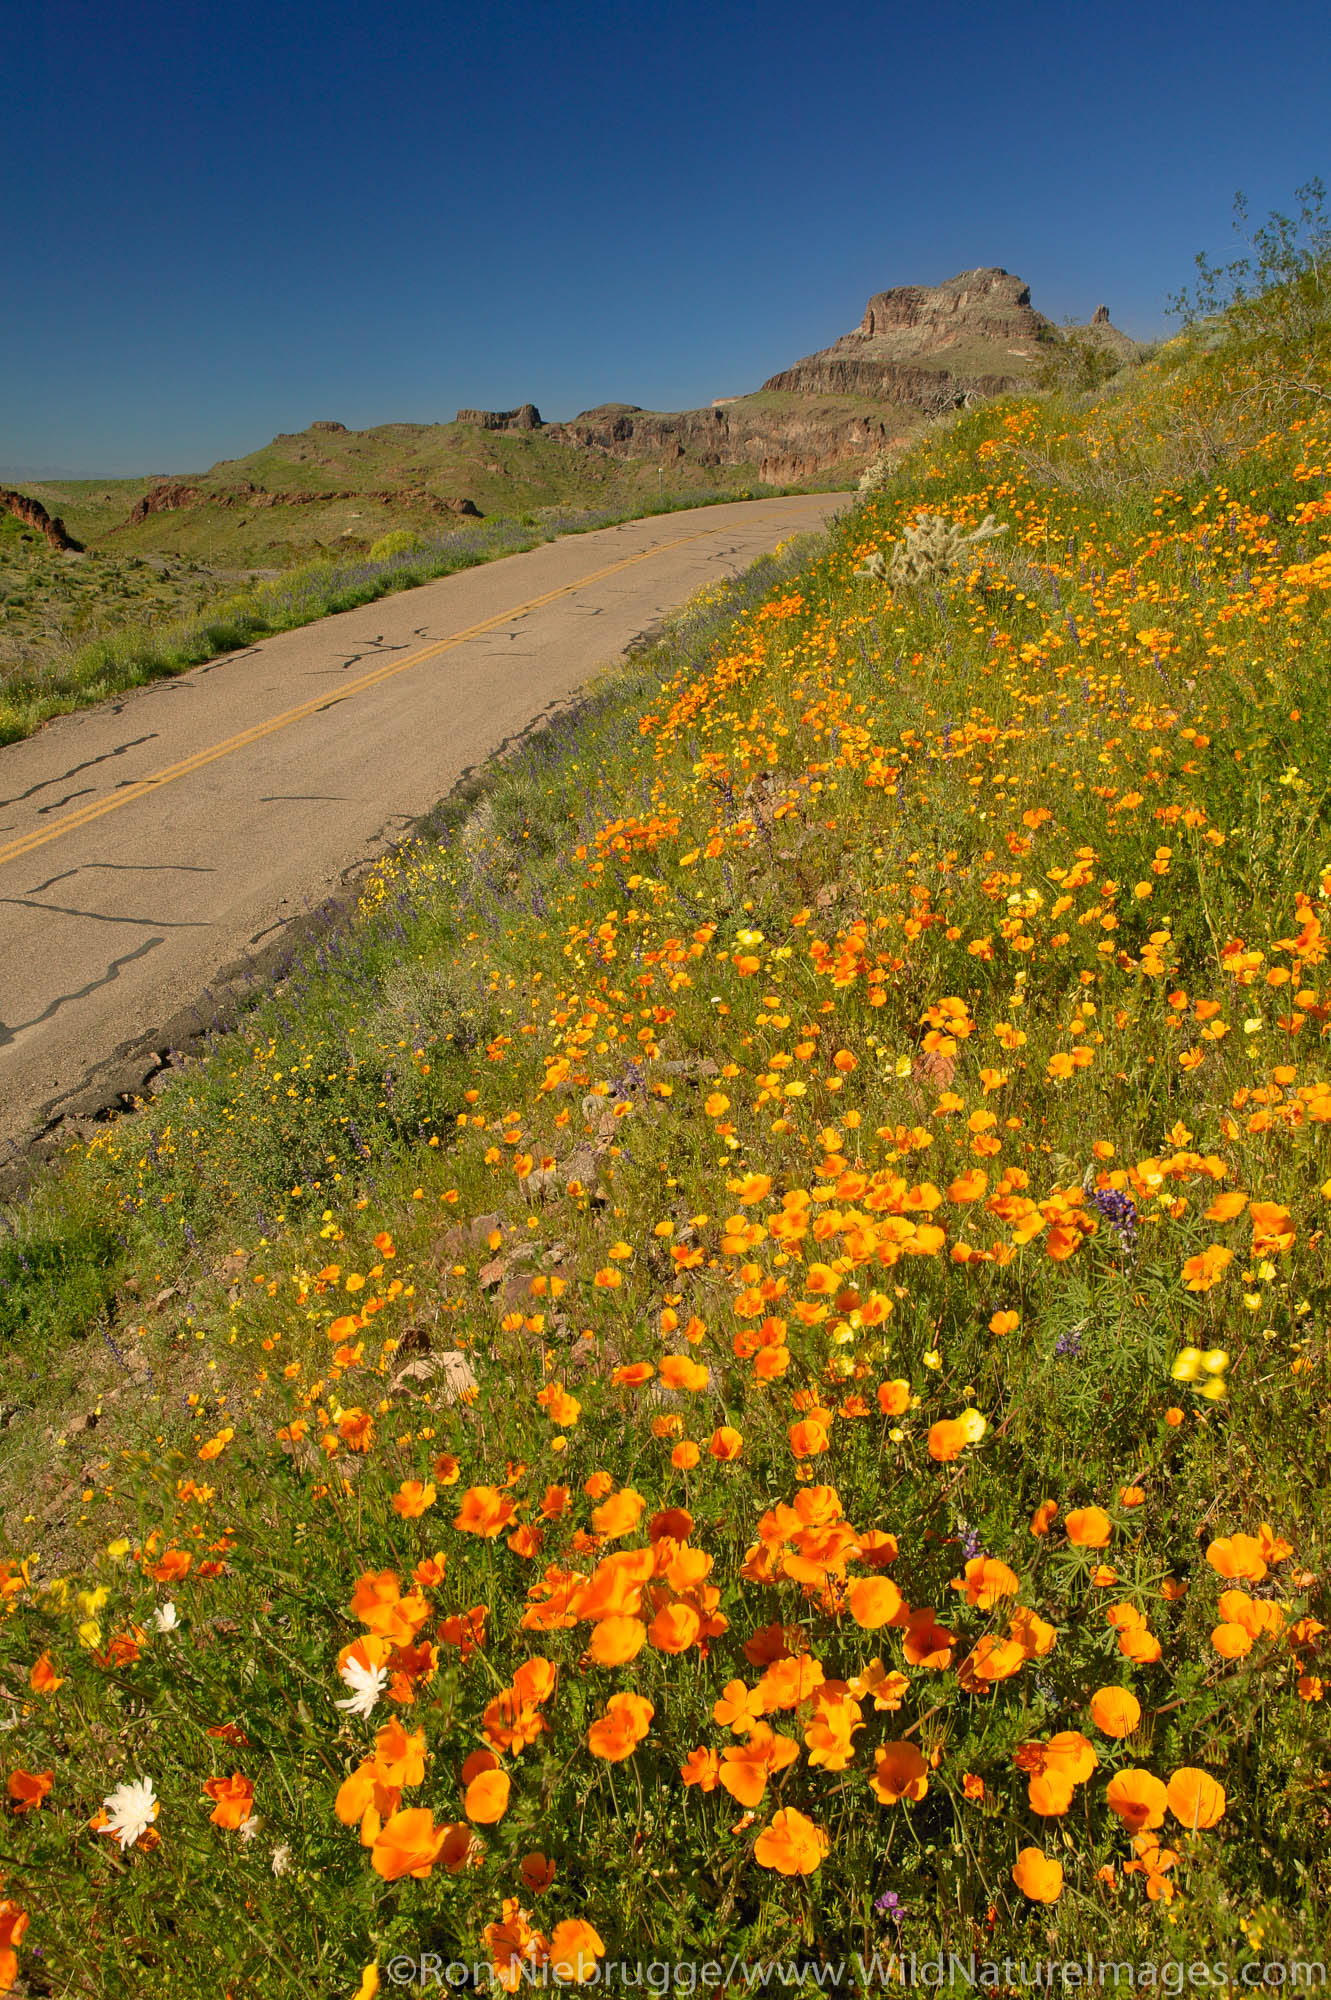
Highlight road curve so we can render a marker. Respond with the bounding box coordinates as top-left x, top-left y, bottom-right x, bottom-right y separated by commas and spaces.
0, 493, 840, 1155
